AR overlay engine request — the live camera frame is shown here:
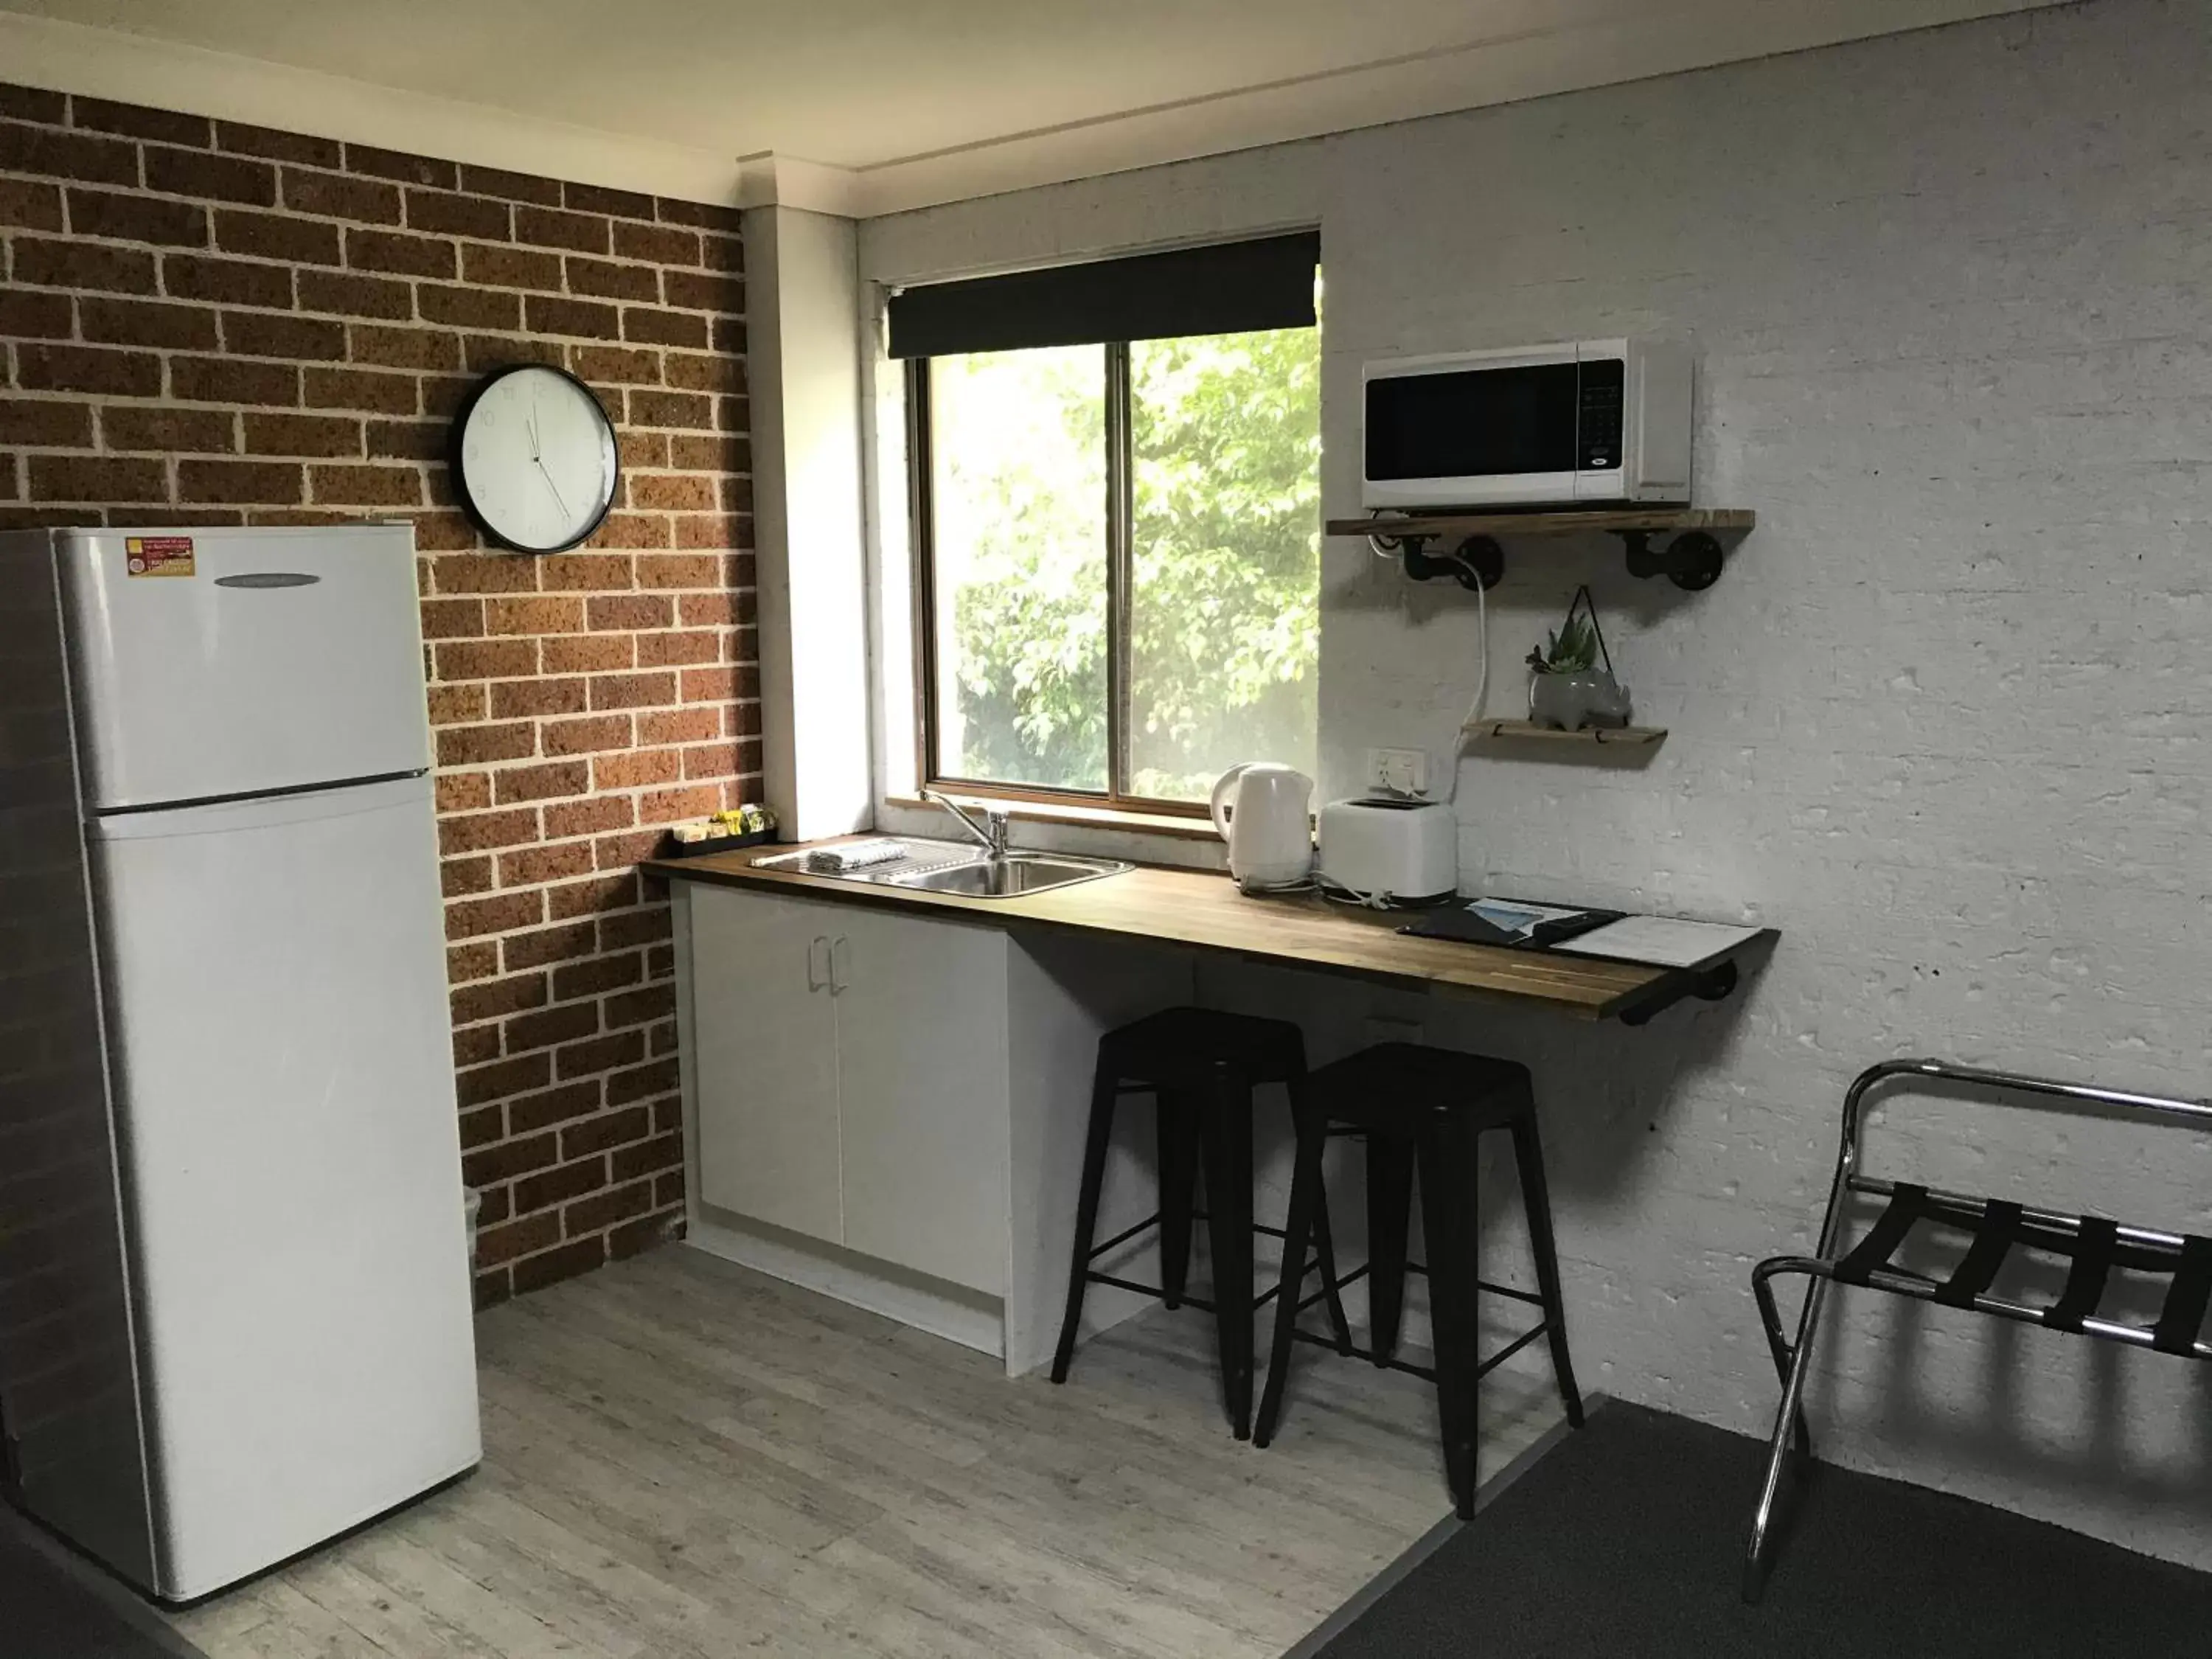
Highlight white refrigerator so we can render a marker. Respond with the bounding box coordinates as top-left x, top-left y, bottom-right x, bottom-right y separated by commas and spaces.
0, 524, 481, 1602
